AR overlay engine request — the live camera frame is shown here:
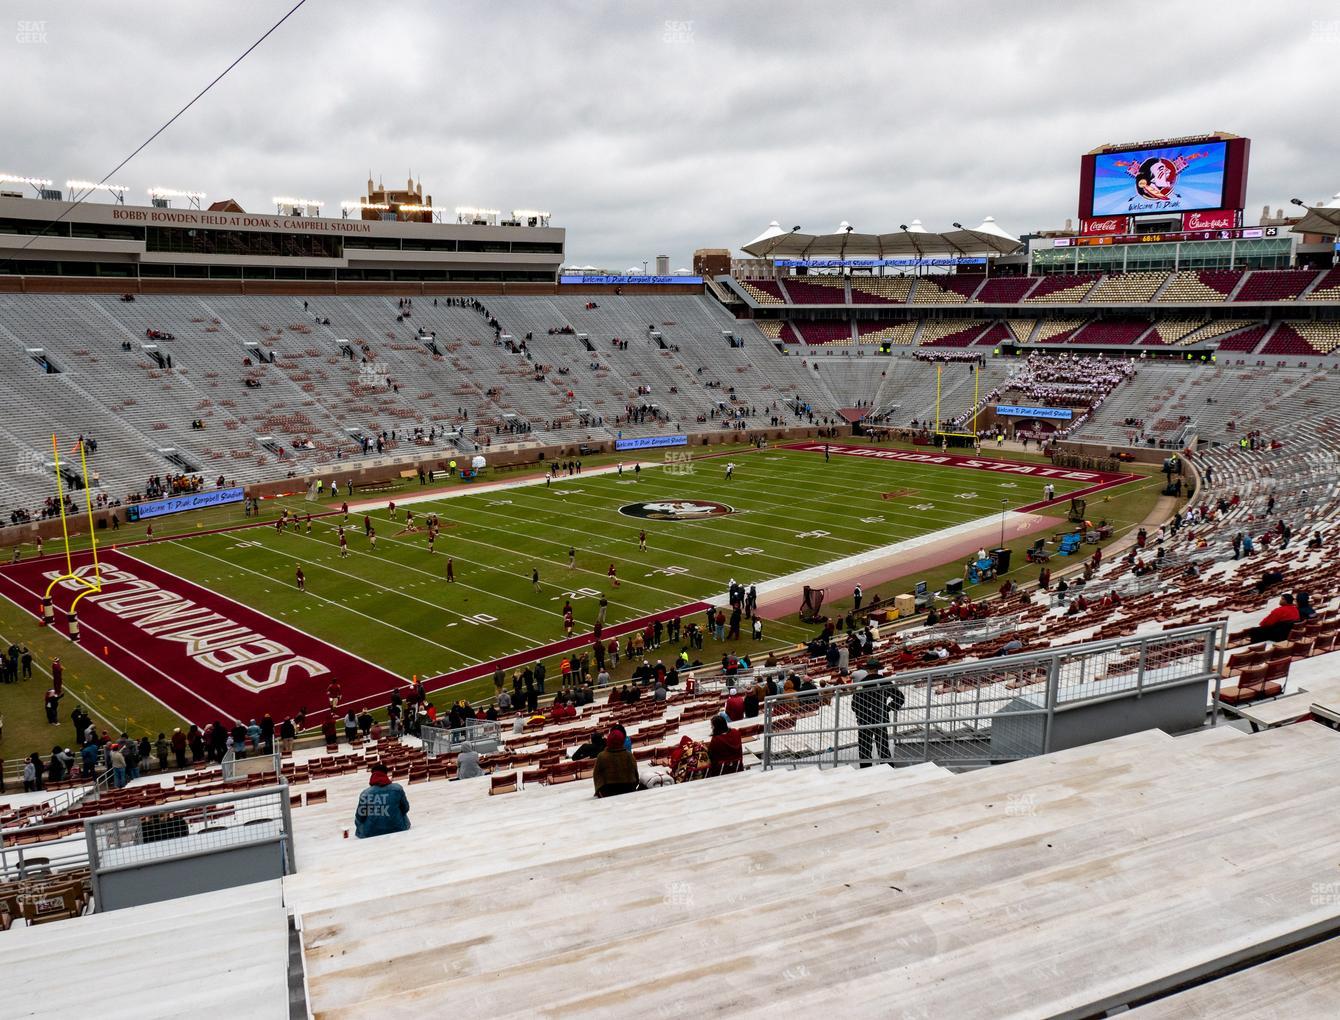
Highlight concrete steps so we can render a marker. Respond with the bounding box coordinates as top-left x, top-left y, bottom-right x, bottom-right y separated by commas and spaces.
292, 723, 1340, 1018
